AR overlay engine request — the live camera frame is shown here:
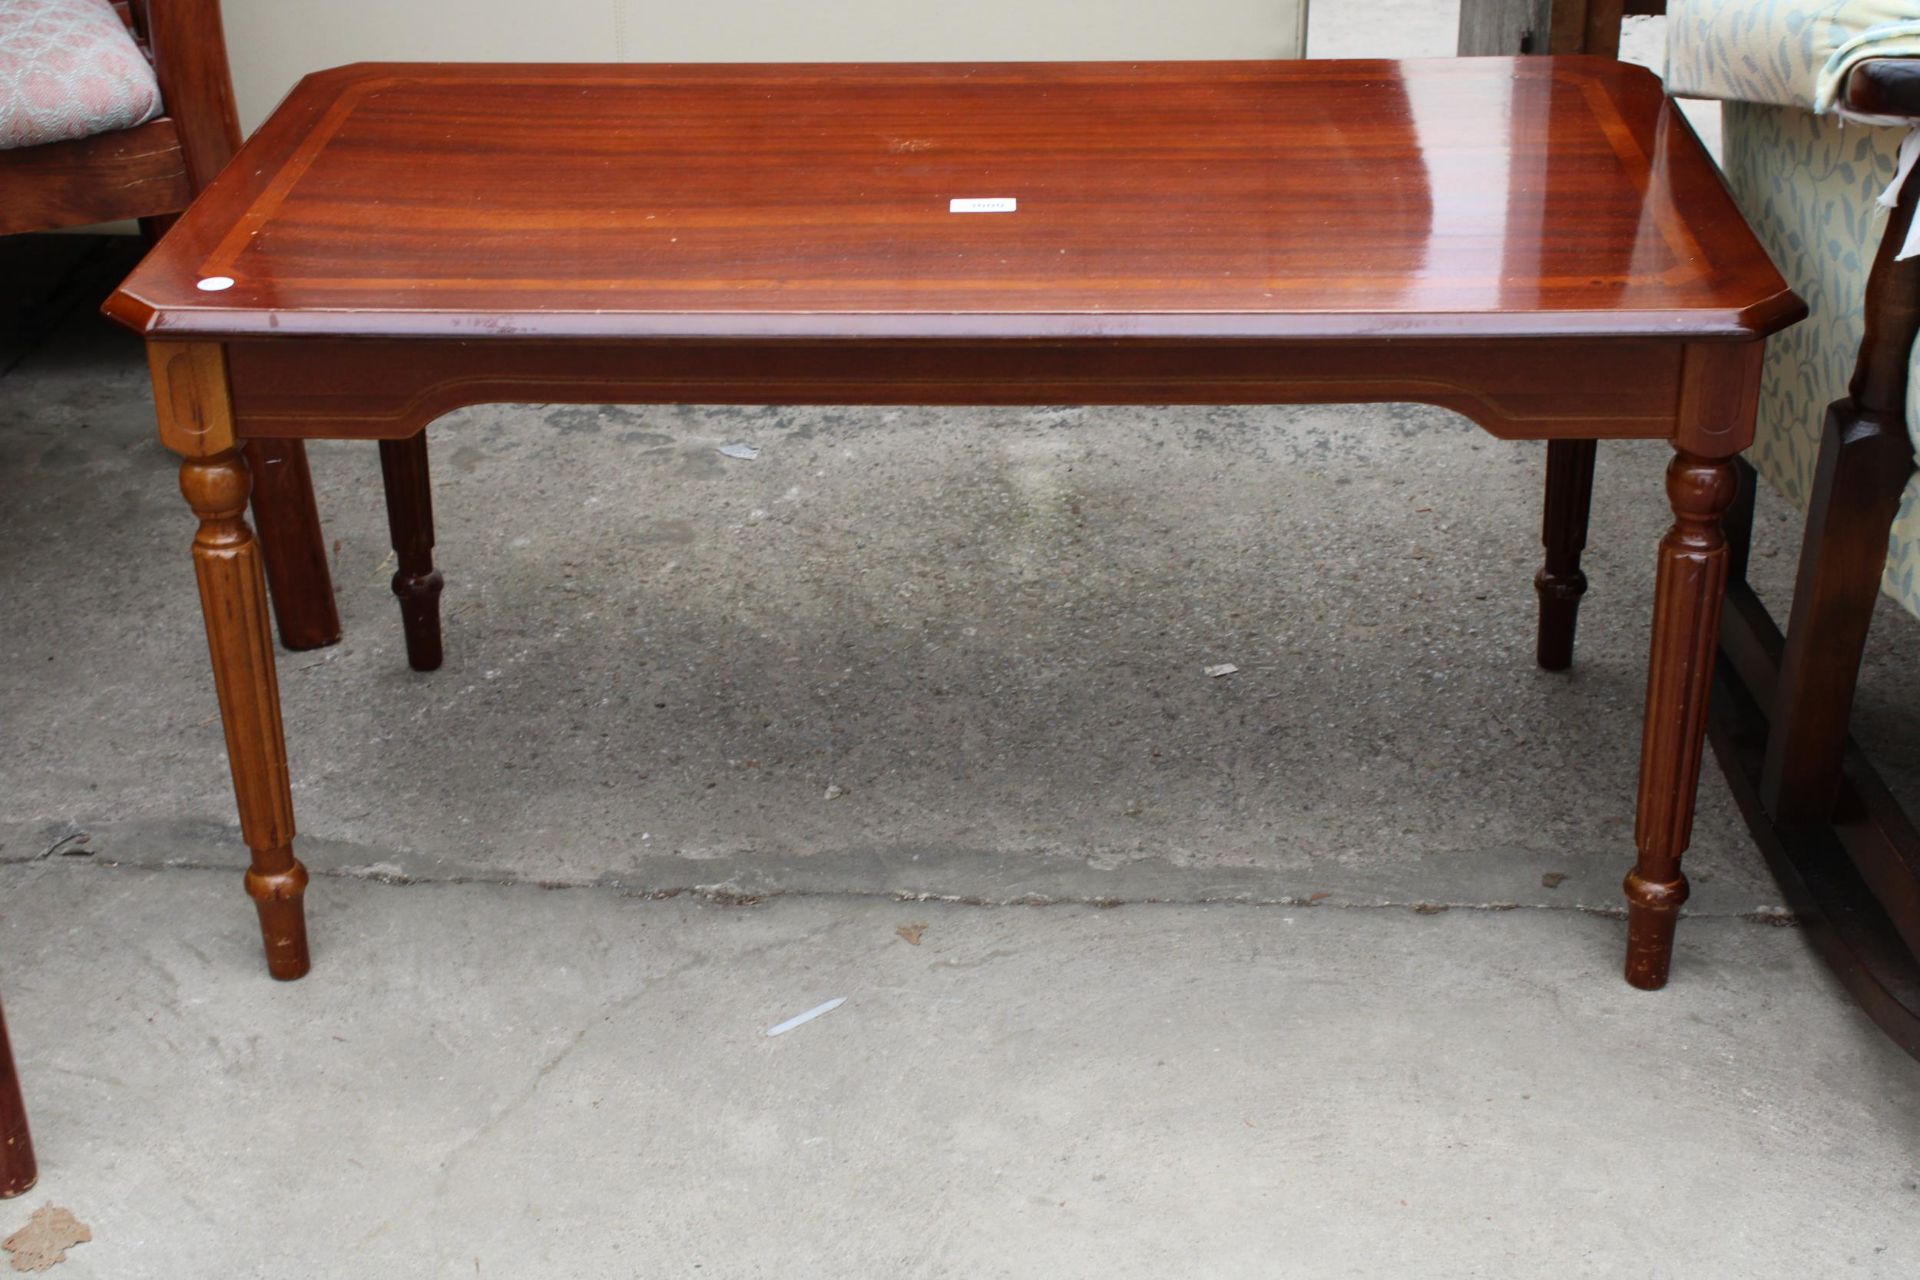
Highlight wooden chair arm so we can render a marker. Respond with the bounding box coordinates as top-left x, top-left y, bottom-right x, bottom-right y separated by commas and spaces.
133, 0, 241, 191
1845, 57, 1920, 120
